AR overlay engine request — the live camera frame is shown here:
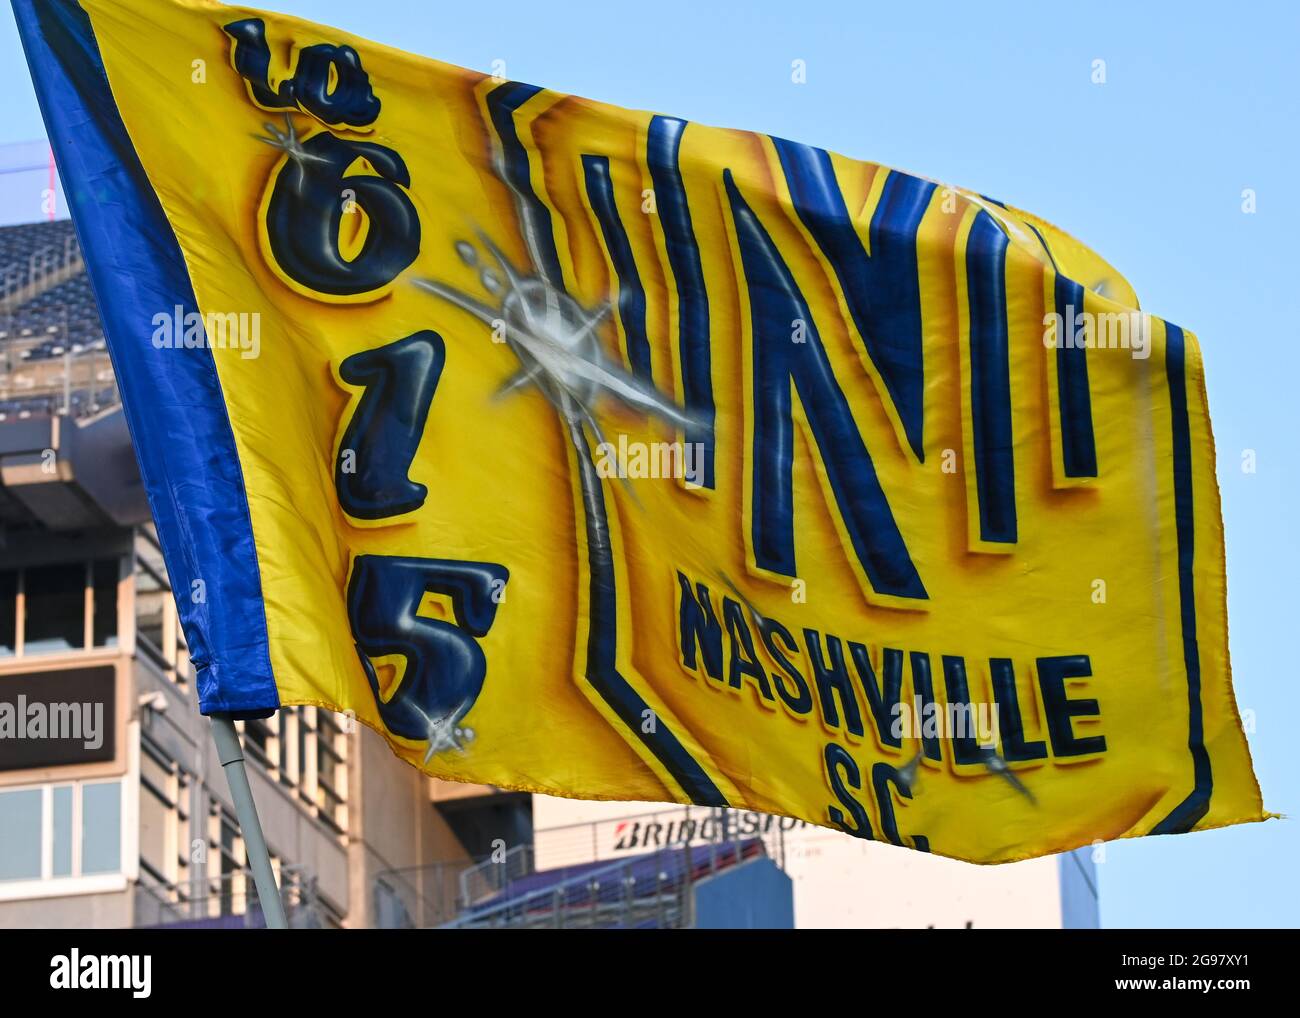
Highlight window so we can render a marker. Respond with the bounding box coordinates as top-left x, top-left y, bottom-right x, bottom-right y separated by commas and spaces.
316, 711, 347, 832
82, 781, 121, 875
0, 559, 124, 658
0, 570, 15, 657
0, 789, 42, 881
213, 806, 243, 917
51, 786, 72, 878
282, 707, 349, 833
248, 707, 350, 835
0, 556, 124, 660
242, 717, 271, 768
0, 781, 123, 883
23, 563, 85, 654
134, 580, 165, 657
91, 559, 119, 648
276, 710, 297, 789
297, 710, 308, 790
